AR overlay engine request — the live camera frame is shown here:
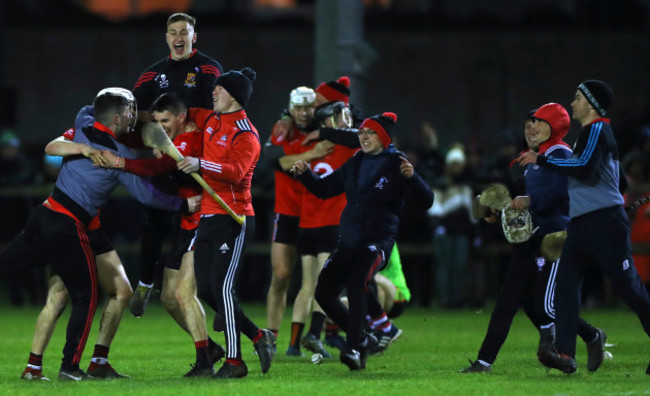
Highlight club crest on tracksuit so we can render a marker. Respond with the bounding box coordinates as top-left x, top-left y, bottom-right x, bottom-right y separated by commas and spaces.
183, 72, 197, 88
375, 177, 388, 189
218, 134, 228, 147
